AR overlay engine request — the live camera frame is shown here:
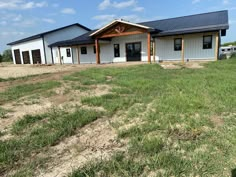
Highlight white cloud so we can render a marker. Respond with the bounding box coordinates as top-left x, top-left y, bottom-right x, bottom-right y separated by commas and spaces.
132, 6, 144, 12
92, 14, 116, 28
12, 14, 22, 22
0, 21, 7, 26
61, 8, 76, 15
113, 0, 136, 9
192, 0, 201, 4
98, 0, 137, 10
52, 3, 59, 8
92, 14, 154, 28
93, 14, 116, 21
13, 19, 36, 27
0, 0, 48, 10
42, 18, 55, 24
0, 31, 25, 37
98, 0, 111, 10
223, 0, 229, 5
229, 20, 236, 24
229, 6, 236, 10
